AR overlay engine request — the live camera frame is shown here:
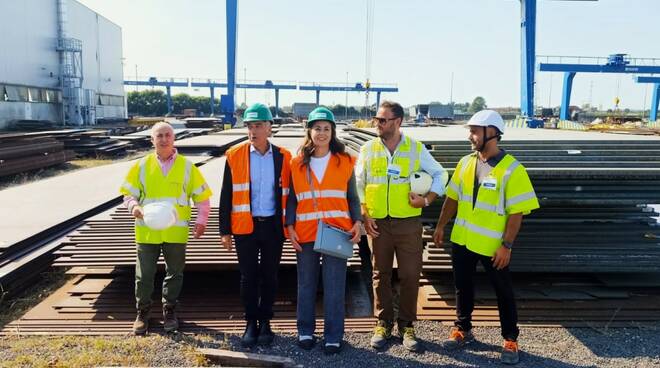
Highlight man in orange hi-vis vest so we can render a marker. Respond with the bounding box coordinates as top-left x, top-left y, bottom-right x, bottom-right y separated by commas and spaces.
219, 103, 292, 348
